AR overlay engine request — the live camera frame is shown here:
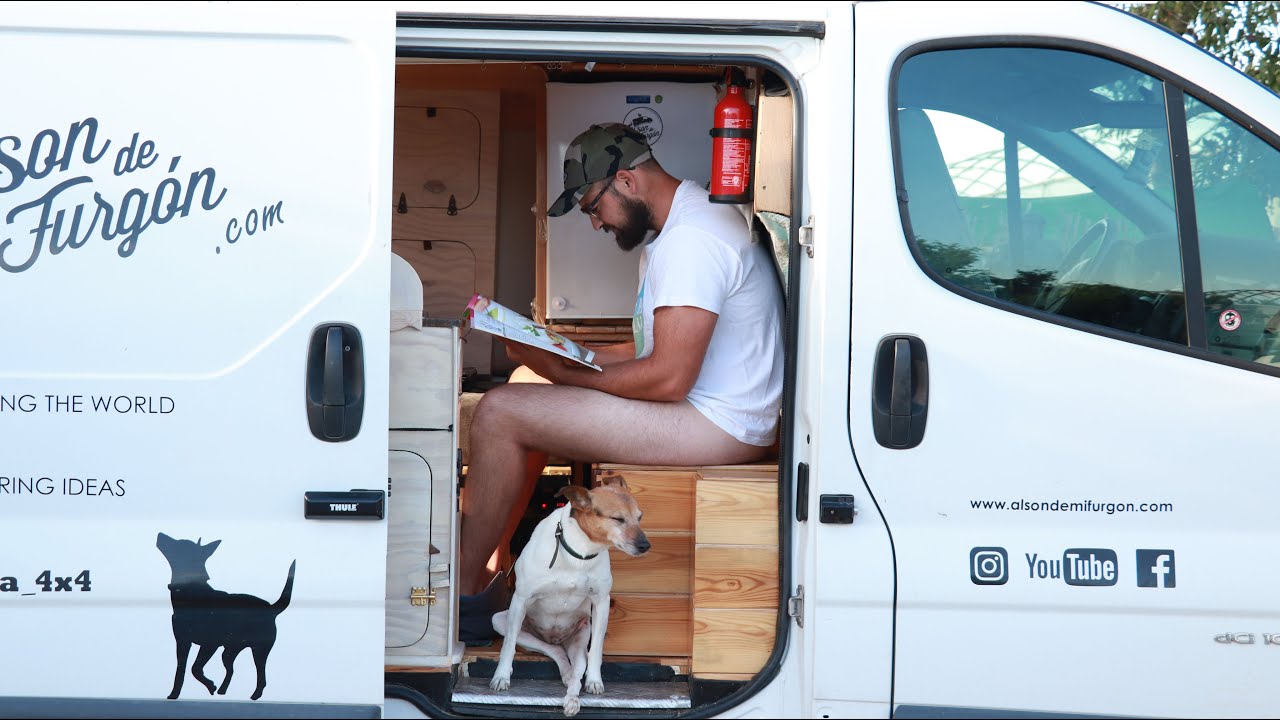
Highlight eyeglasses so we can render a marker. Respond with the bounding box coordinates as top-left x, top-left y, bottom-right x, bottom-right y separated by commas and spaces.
580, 176, 616, 220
